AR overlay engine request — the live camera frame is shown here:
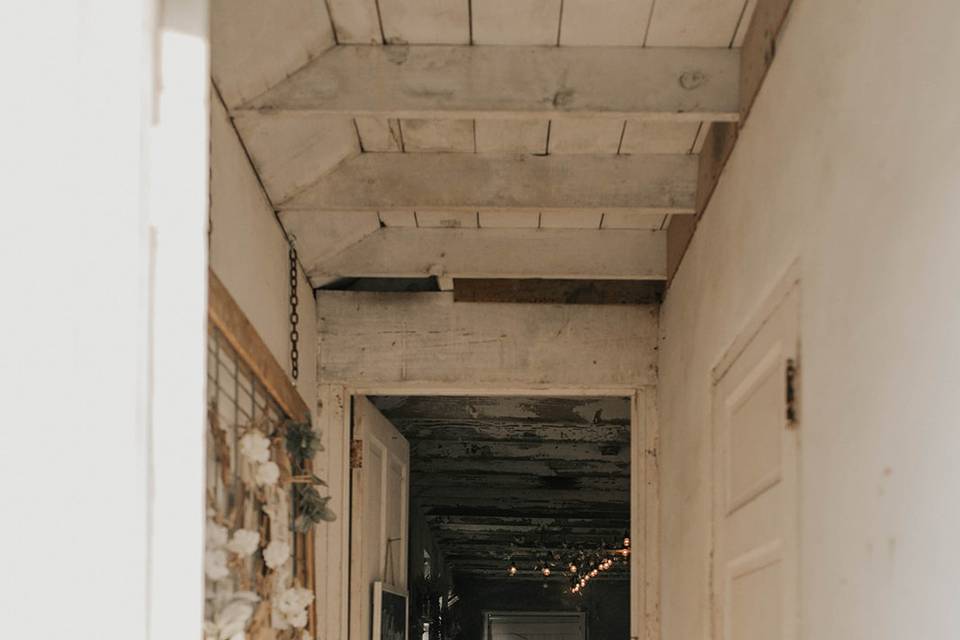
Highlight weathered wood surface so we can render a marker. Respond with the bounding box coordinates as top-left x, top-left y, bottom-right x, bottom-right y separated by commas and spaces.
412, 457, 630, 477
410, 440, 629, 463
279, 153, 698, 213
285, 226, 667, 282
239, 45, 741, 121
317, 292, 658, 388
400, 423, 630, 444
